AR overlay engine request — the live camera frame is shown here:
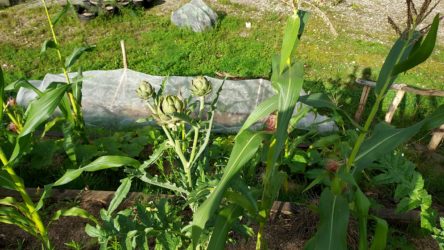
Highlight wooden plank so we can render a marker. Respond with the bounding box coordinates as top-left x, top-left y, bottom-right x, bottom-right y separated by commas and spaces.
385, 87, 406, 123
428, 124, 444, 151
354, 85, 371, 122
356, 79, 444, 97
